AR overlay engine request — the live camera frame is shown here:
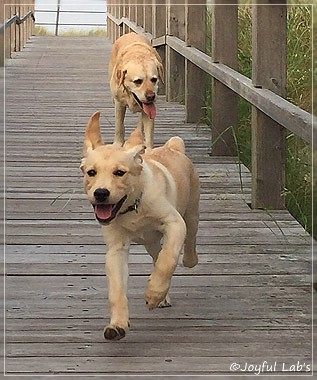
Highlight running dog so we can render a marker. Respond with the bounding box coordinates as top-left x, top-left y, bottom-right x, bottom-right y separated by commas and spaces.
109, 32, 164, 148
81, 111, 199, 340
